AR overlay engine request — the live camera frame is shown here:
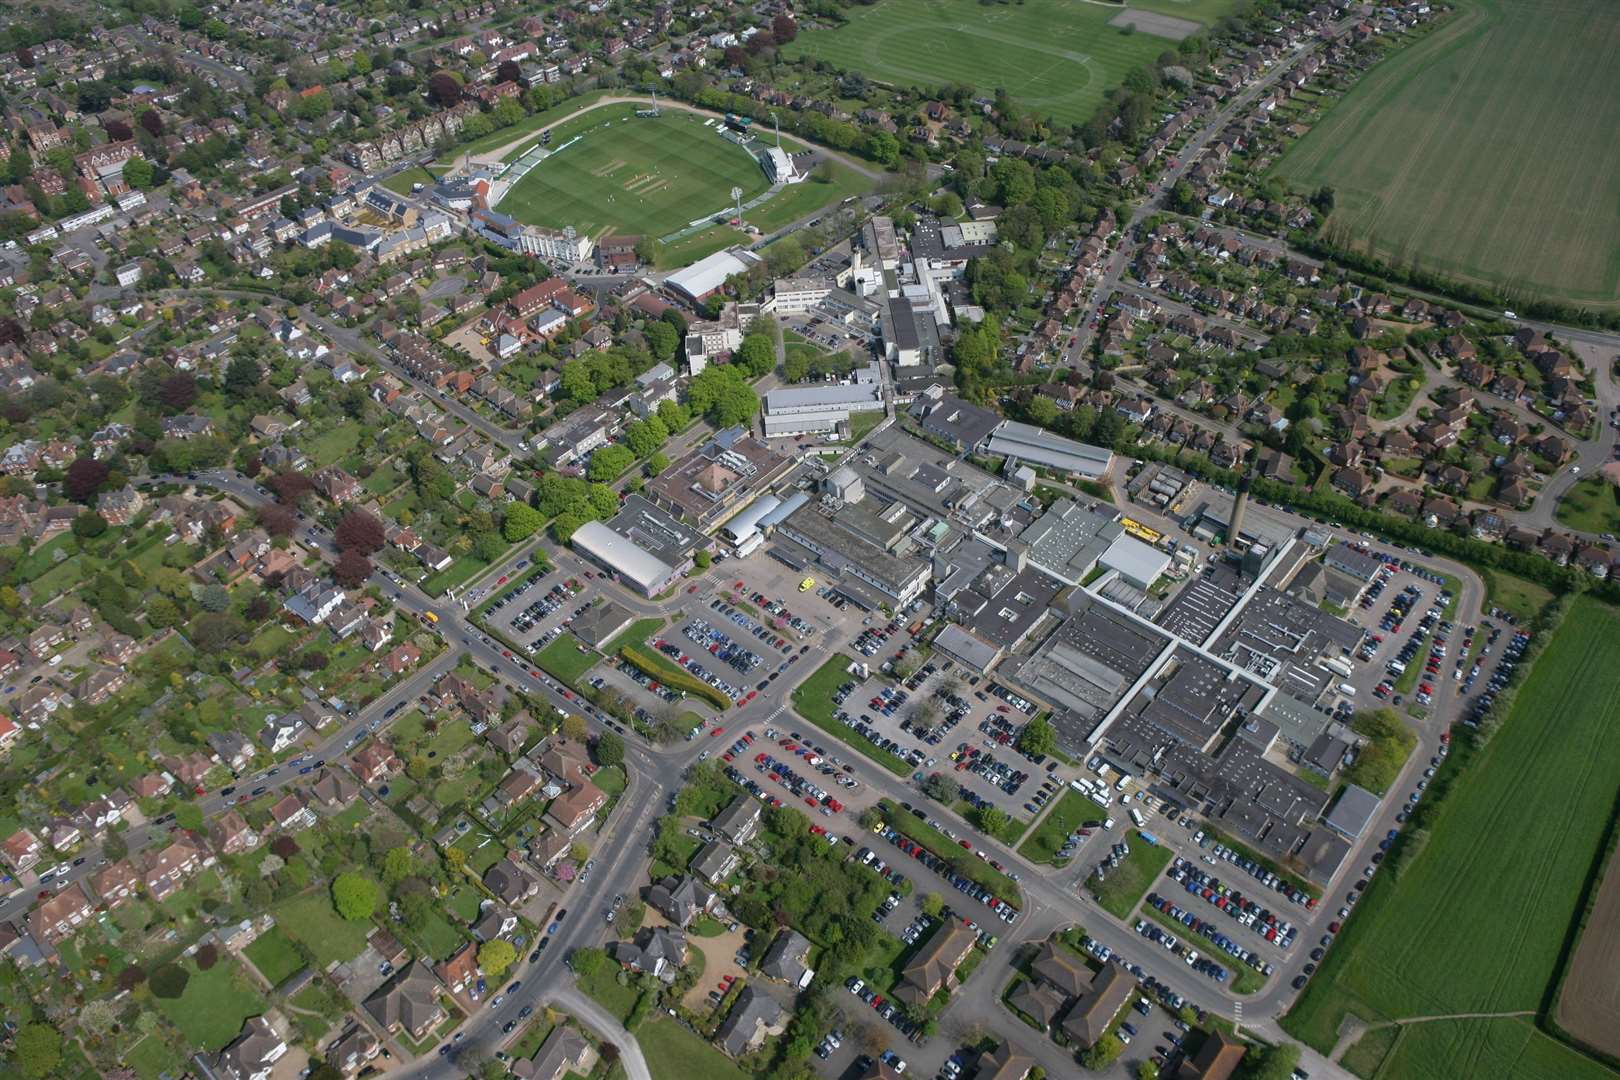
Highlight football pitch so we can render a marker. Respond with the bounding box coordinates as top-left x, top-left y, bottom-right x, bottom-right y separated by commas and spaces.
783, 0, 1233, 128
1281, 595, 1620, 1080
1272, 0, 1620, 306
498, 108, 770, 240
